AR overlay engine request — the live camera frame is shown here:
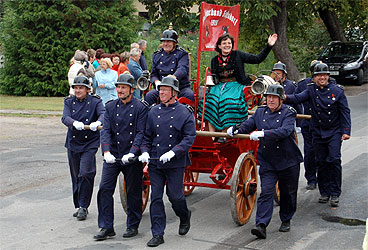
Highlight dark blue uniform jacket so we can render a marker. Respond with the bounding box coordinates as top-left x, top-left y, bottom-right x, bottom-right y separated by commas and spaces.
286, 82, 351, 138
62, 94, 105, 152
101, 97, 148, 157
150, 46, 190, 91
141, 102, 196, 169
238, 105, 303, 171
296, 77, 337, 128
